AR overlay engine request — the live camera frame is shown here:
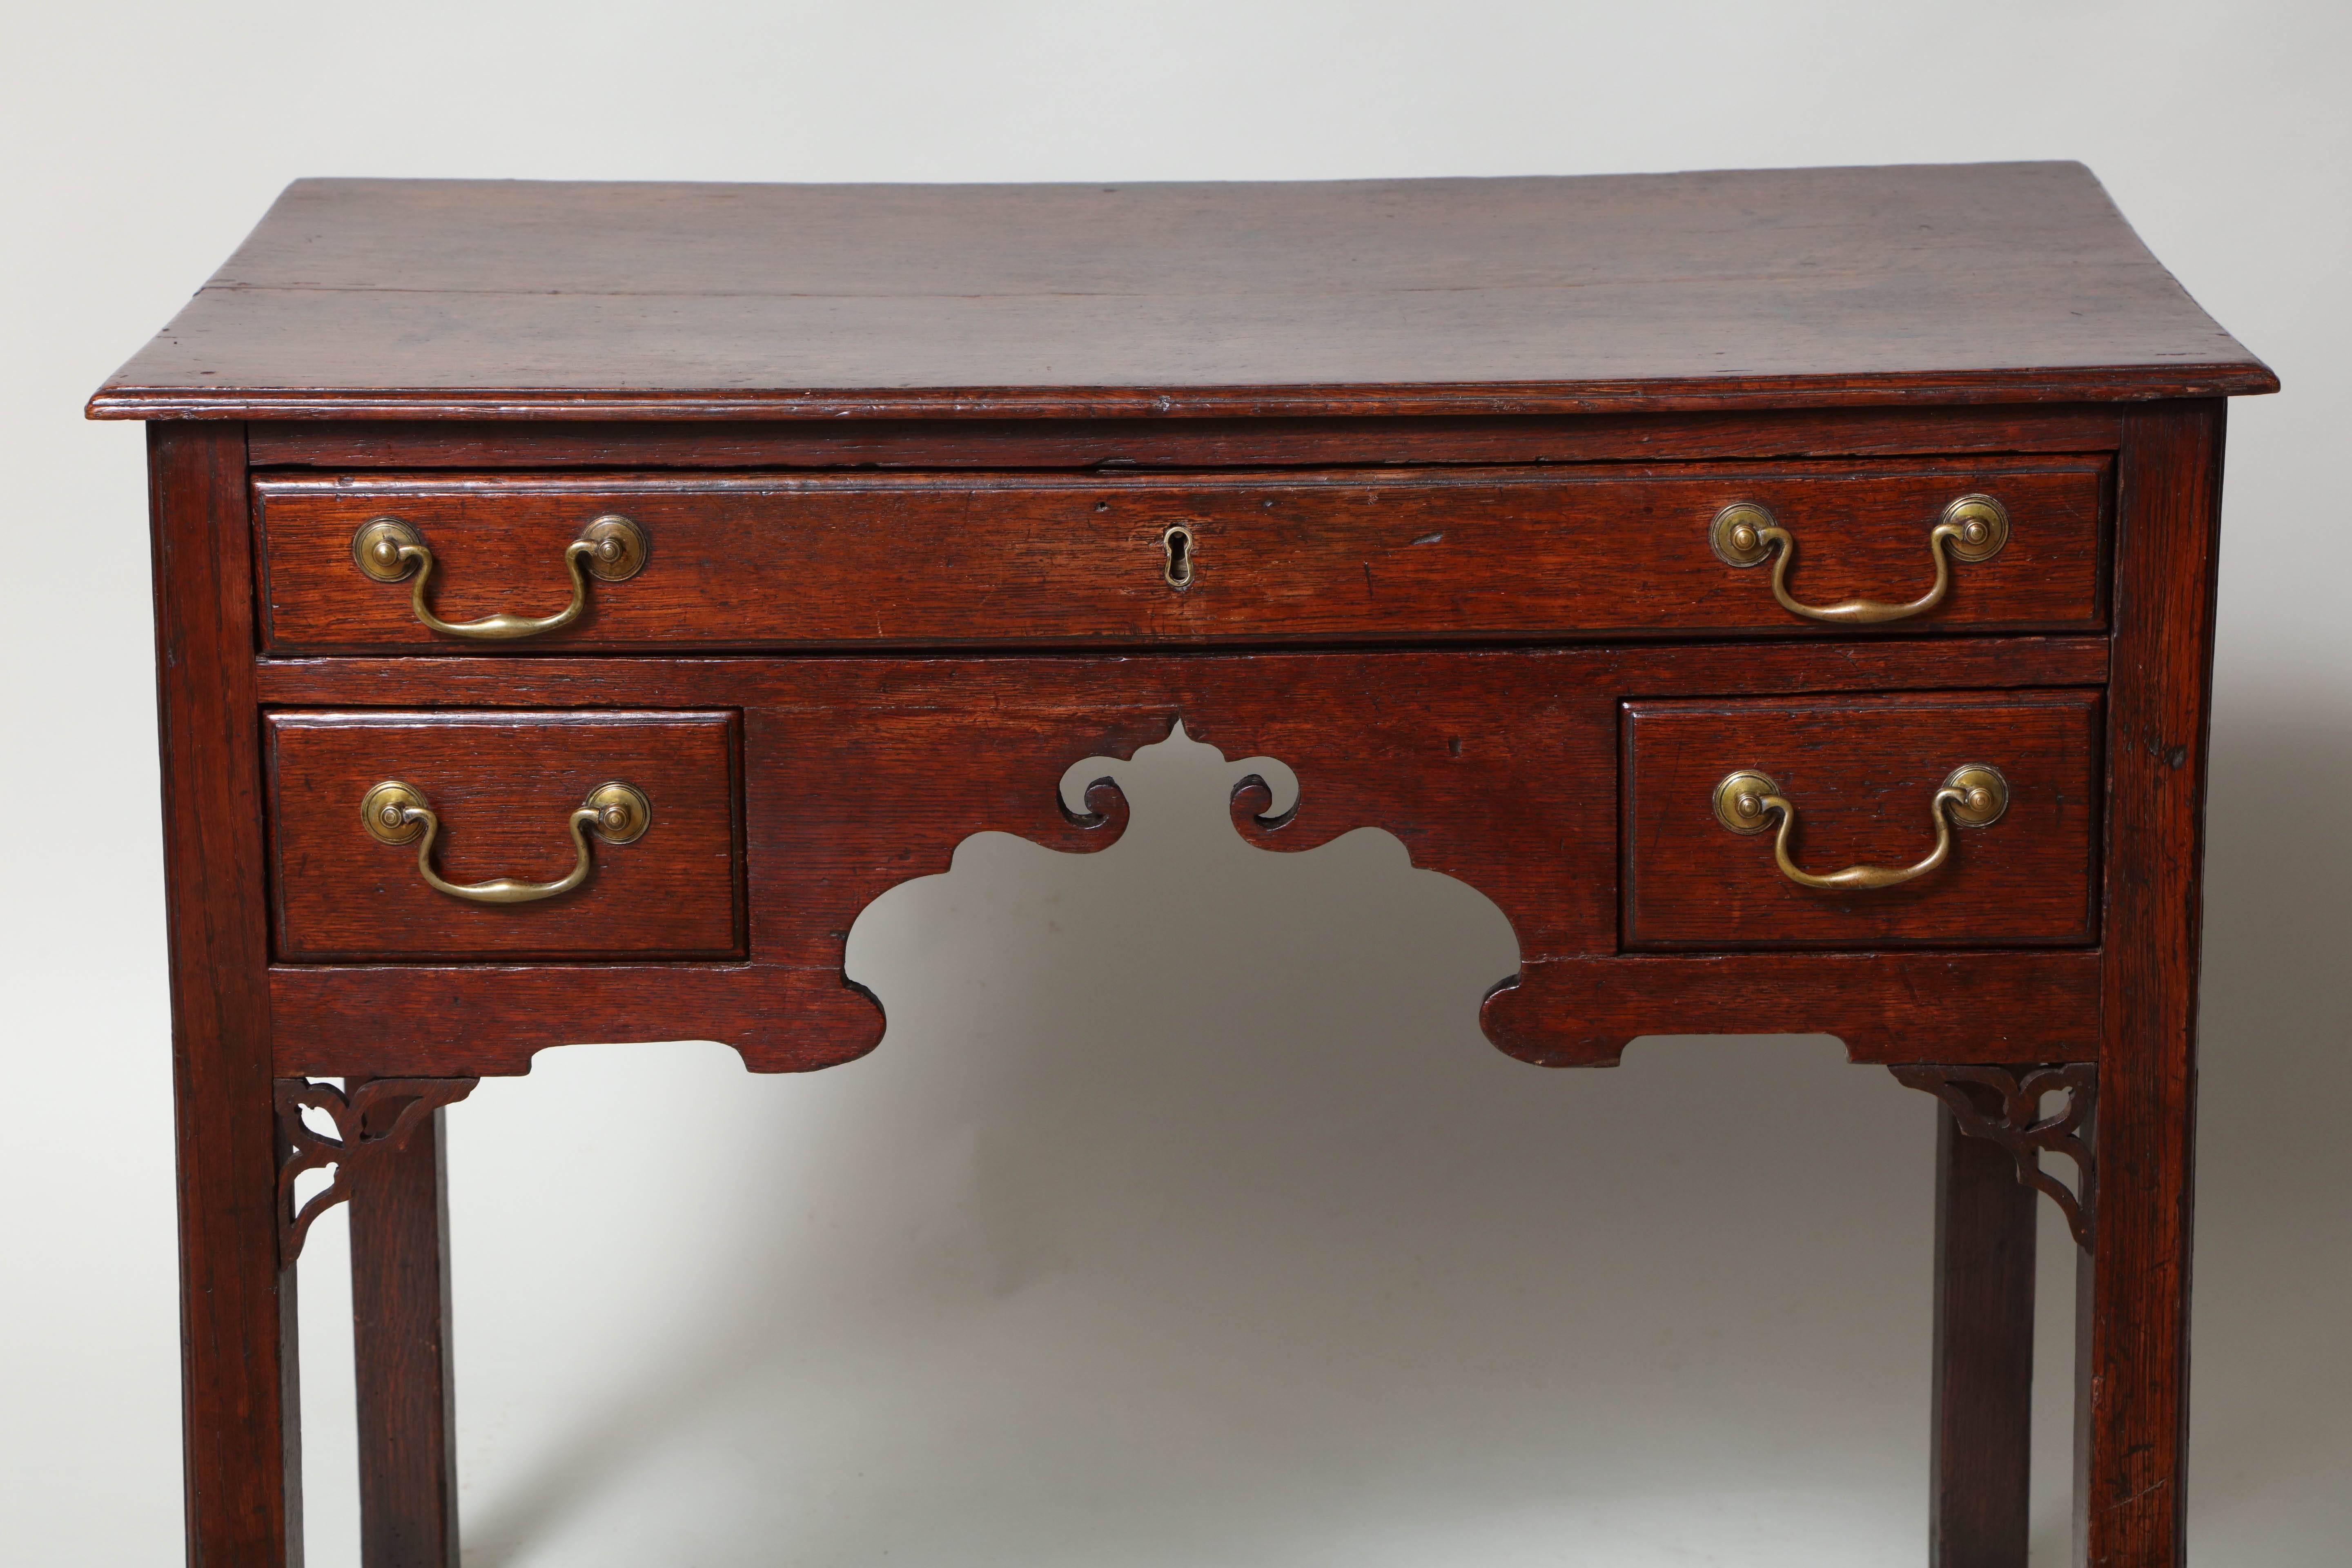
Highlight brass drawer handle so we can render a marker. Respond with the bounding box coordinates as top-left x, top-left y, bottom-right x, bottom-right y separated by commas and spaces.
1712, 764, 2009, 891
1709, 494, 2009, 624
359, 779, 651, 904
351, 513, 648, 640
